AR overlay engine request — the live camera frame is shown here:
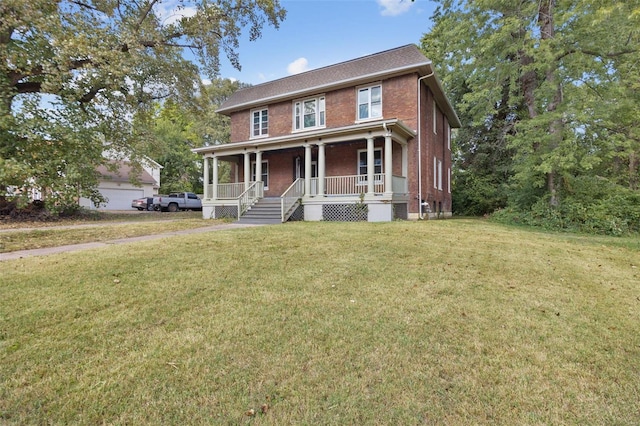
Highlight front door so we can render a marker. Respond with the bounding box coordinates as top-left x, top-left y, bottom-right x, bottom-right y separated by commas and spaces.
295, 157, 318, 194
